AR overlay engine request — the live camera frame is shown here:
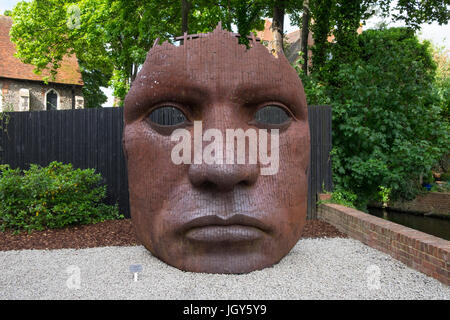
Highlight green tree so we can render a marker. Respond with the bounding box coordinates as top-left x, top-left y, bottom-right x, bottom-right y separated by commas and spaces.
9, 0, 270, 105
308, 0, 334, 74
10, 0, 113, 108
430, 43, 450, 121
298, 0, 449, 75
80, 65, 109, 108
10, 0, 183, 106
292, 1, 449, 208
299, 0, 310, 74
232, 0, 265, 46
391, 0, 450, 29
